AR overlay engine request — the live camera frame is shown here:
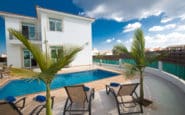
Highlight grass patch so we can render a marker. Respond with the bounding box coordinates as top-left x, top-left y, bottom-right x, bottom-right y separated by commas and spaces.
10, 67, 39, 78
